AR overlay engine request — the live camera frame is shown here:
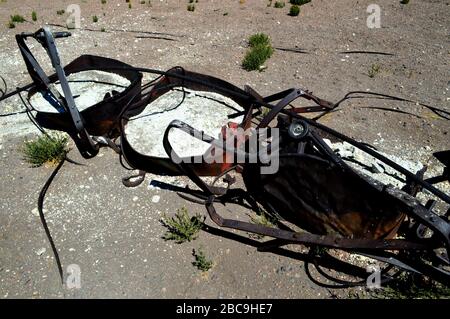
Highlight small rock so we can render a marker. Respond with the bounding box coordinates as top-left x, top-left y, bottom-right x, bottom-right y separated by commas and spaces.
36, 248, 46, 256
151, 195, 160, 203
